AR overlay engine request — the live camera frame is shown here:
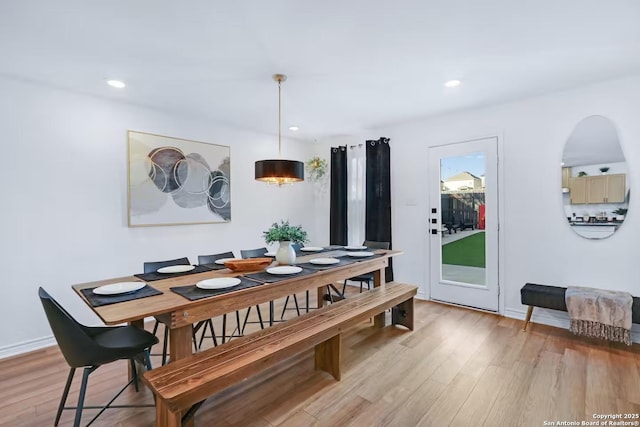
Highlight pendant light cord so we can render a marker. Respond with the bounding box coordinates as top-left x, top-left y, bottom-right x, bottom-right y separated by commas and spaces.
278, 79, 282, 159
